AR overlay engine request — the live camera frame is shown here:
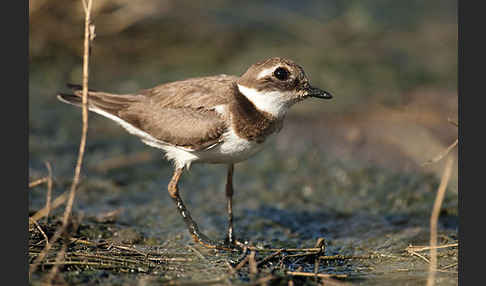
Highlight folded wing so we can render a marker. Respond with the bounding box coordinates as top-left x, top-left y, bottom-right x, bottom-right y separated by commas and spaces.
57, 80, 231, 151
